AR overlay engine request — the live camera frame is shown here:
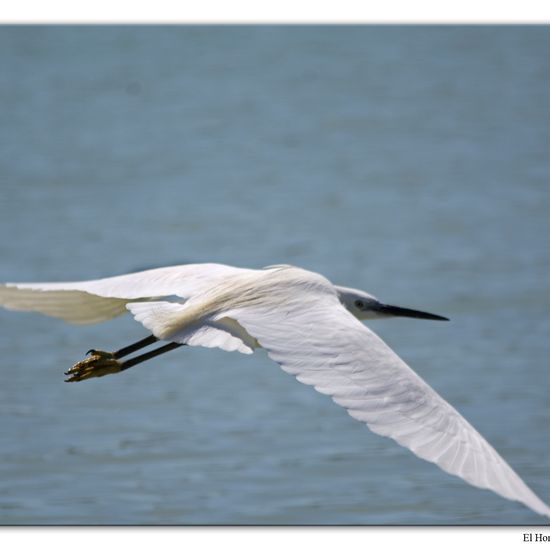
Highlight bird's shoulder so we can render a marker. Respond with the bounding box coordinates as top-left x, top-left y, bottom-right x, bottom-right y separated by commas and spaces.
257, 264, 338, 299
